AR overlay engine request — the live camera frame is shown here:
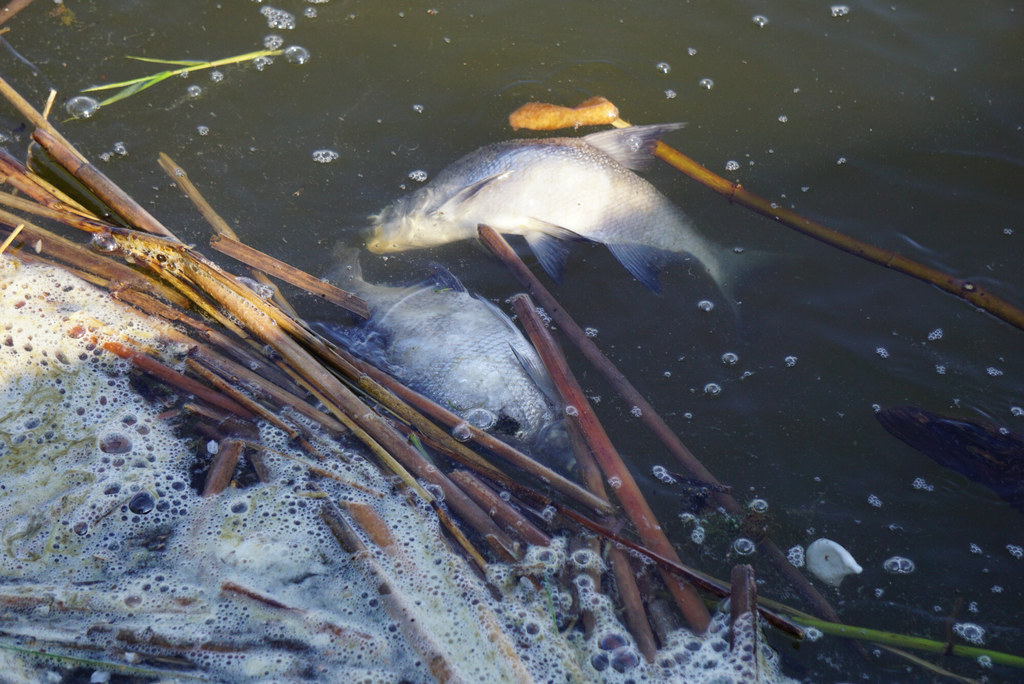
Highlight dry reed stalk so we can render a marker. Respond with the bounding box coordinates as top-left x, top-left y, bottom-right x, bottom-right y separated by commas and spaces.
641, 136, 1024, 332
202, 438, 245, 496
102, 340, 255, 419
209, 233, 369, 318
564, 400, 659, 660
449, 470, 551, 548
729, 564, 758, 646
0, 0, 38, 28
479, 224, 838, 627
185, 356, 323, 457
509, 293, 711, 634
31, 129, 179, 239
